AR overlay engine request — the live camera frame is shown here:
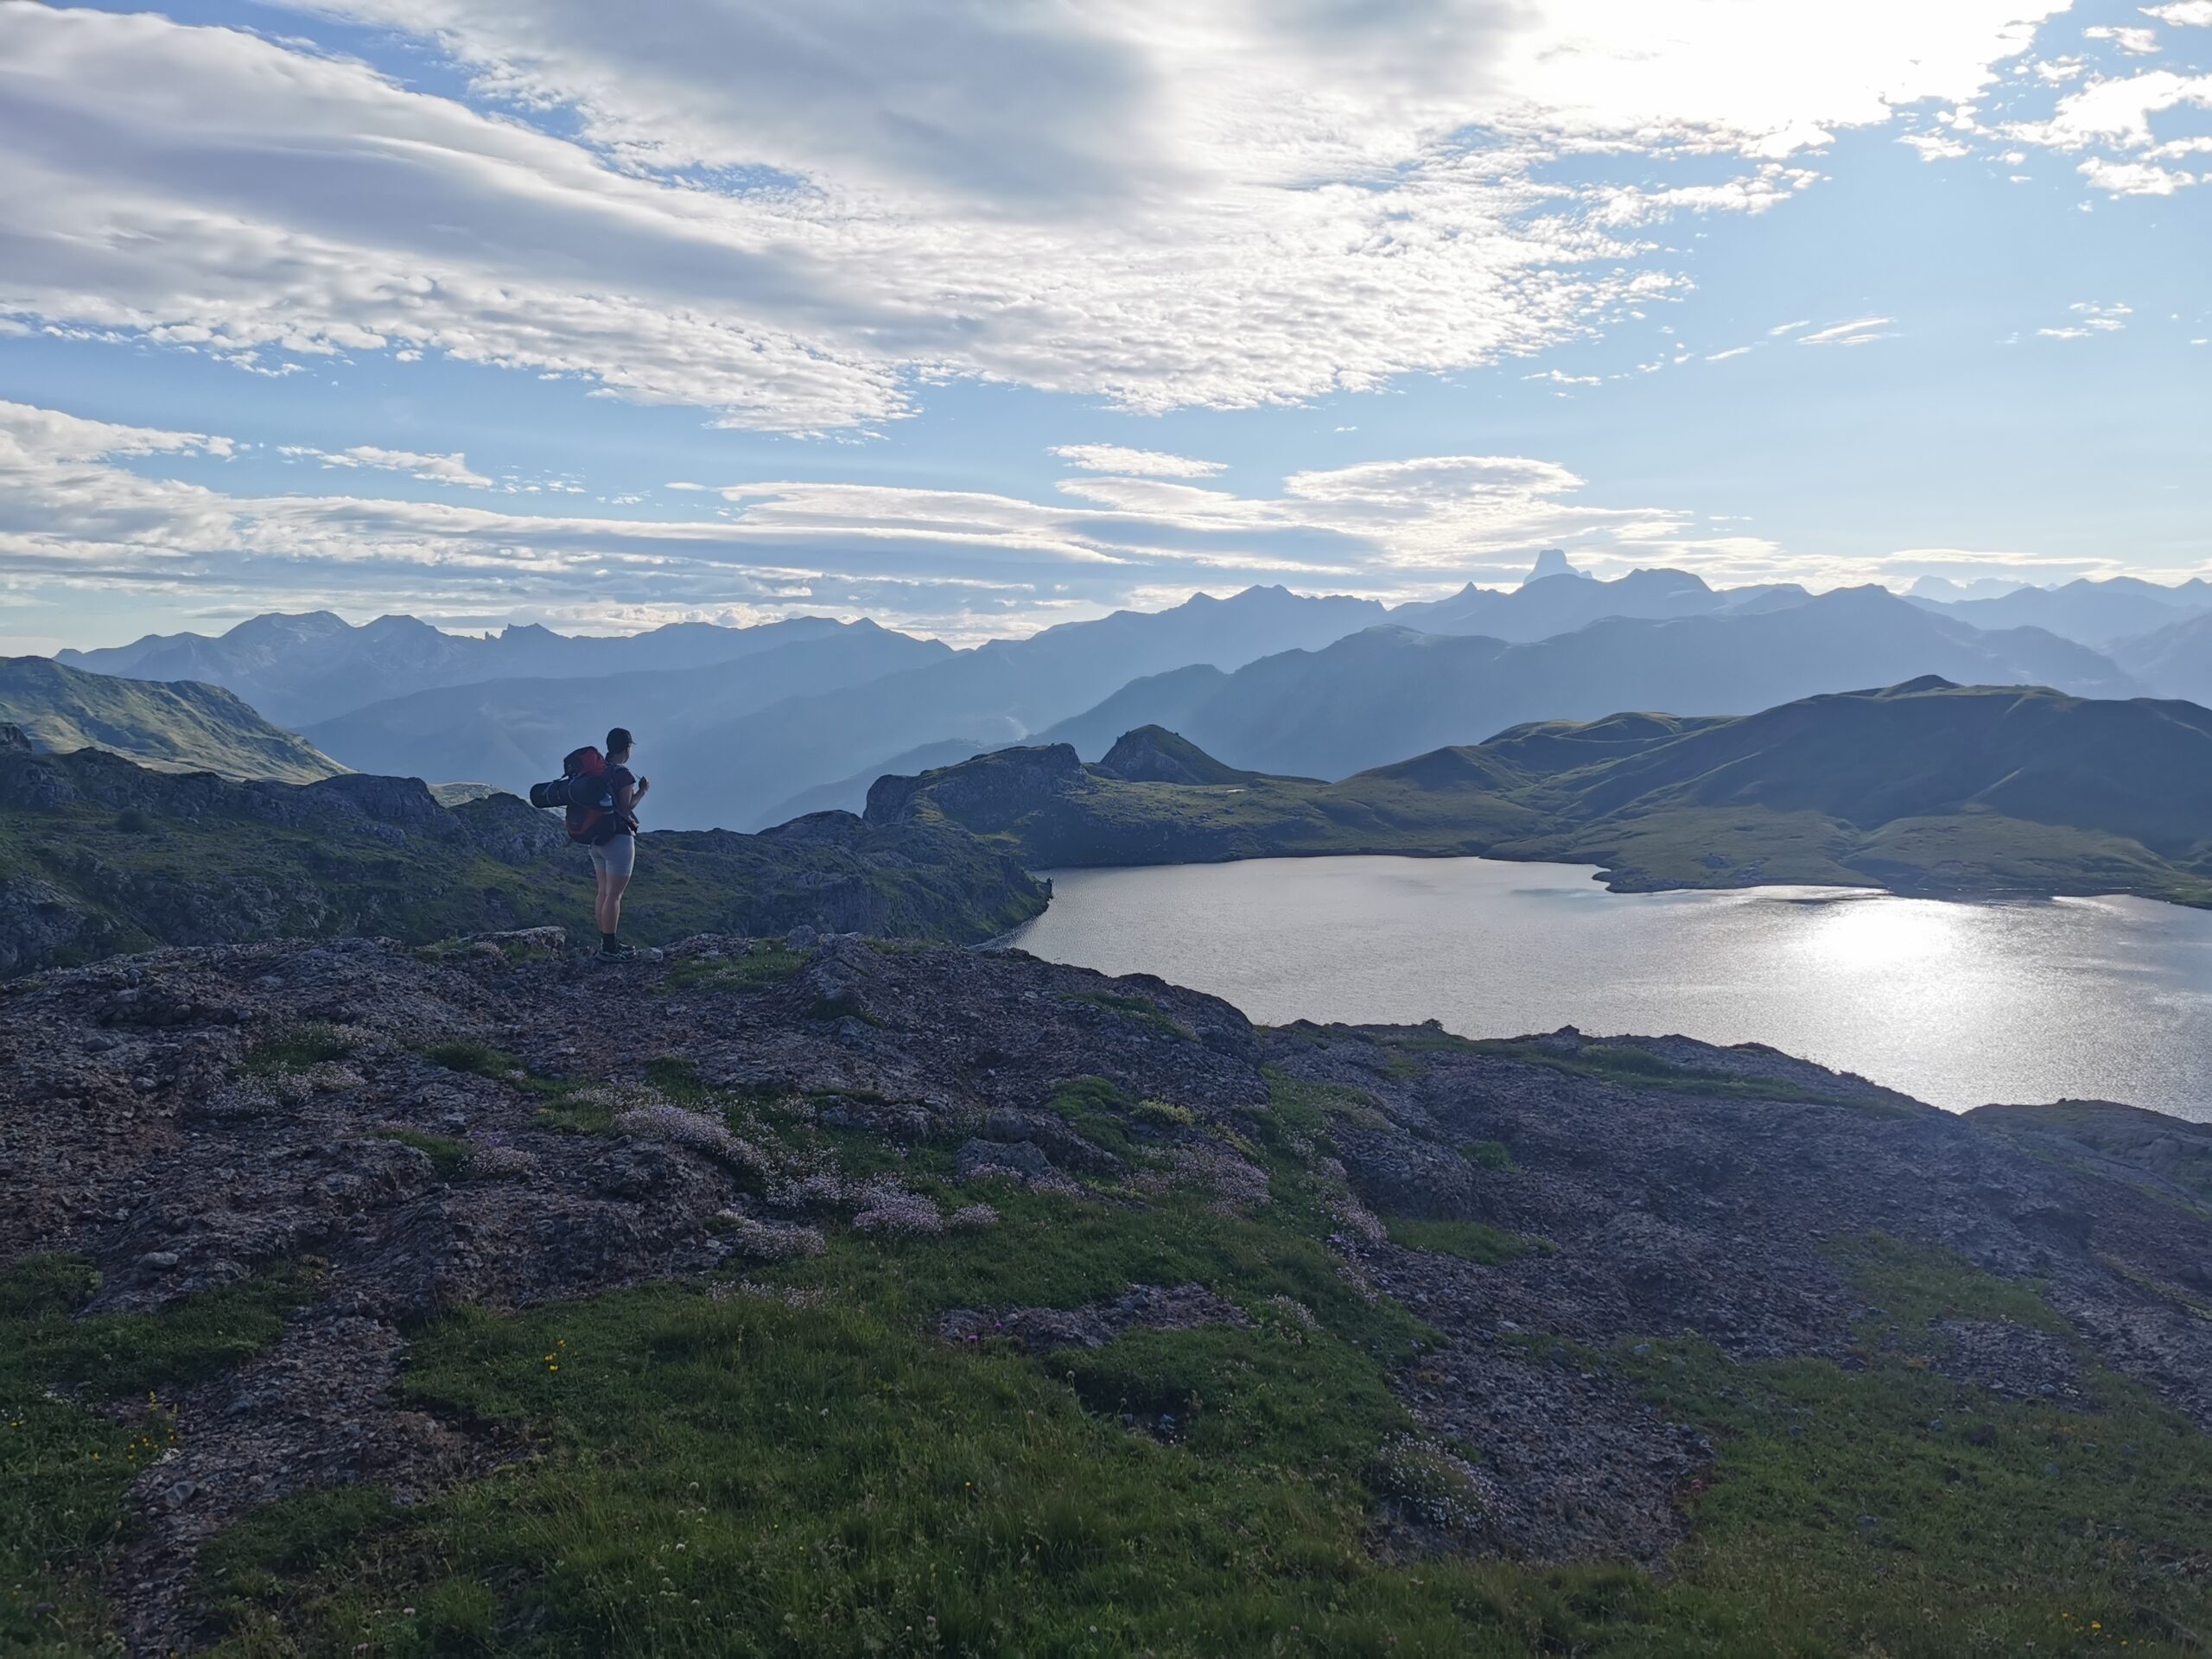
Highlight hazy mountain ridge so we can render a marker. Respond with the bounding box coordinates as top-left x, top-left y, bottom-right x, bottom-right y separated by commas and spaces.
1035, 588, 2138, 779
41, 576, 2172, 830
2111, 607, 2212, 708
0, 658, 346, 785
1389, 567, 1811, 642
869, 679, 2212, 906
59, 612, 858, 728
301, 622, 953, 798
1909, 575, 2212, 649
675, 586, 1391, 829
